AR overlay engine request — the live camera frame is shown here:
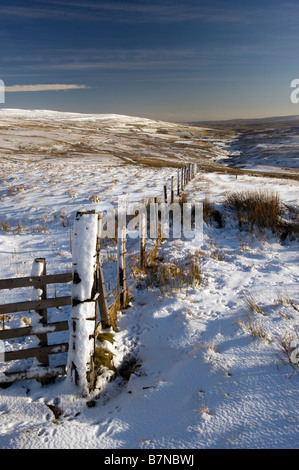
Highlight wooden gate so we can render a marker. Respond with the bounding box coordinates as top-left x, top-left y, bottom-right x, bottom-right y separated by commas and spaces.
0, 258, 72, 385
